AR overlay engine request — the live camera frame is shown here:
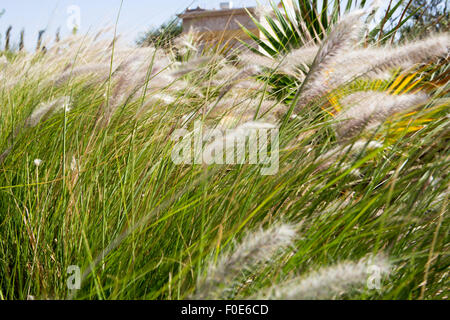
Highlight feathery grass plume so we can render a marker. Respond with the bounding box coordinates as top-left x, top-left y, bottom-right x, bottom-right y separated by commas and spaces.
249, 98, 287, 123
321, 34, 450, 87
218, 65, 262, 100
239, 52, 279, 70
238, 121, 277, 130
334, 91, 429, 141
316, 140, 383, 172
84, 47, 193, 125
0, 97, 70, 164
234, 79, 265, 91
258, 254, 391, 300
52, 63, 113, 87
194, 224, 297, 299
317, 192, 356, 219
25, 96, 71, 128
211, 63, 263, 94
296, 10, 365, 110
202, 121, 277, 163
0, 146, 12, 165
168, 56, 212, 78
254, 4, 275, 19
109, 66, 187, 117
0, 55, 7, 68
206, 95, 282, 126
380, 34, 449, 70
279, 45, 319, 75
150, 93, 176, 105
173, 29, 200, 57
239, 46, 318, 80
101, 74, 129, 127
136, 92, 178, 119
239, 46, 319, 80
214, 64, 240, 81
